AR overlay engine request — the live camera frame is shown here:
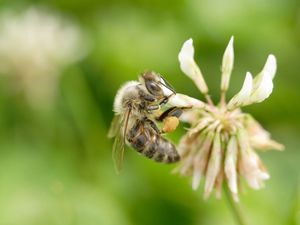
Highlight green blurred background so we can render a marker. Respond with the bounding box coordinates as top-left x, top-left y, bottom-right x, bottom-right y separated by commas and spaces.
0, 0, 299, 224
